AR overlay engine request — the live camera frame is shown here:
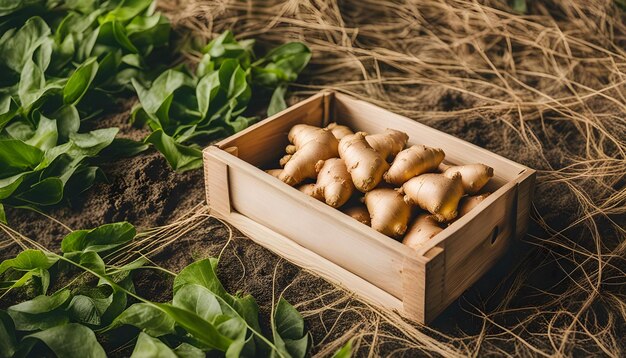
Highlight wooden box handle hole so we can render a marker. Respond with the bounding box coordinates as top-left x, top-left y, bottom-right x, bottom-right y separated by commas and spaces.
490, 226, 500, 245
